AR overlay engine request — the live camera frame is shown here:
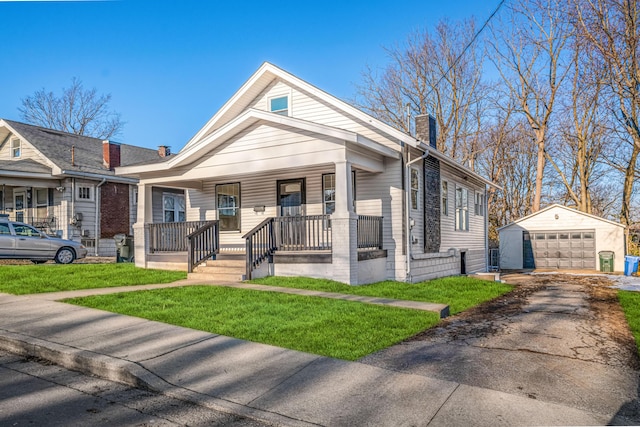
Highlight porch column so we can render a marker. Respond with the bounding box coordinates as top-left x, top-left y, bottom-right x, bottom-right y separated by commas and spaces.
332, 160, 358, 285
133, 184, 153, 268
